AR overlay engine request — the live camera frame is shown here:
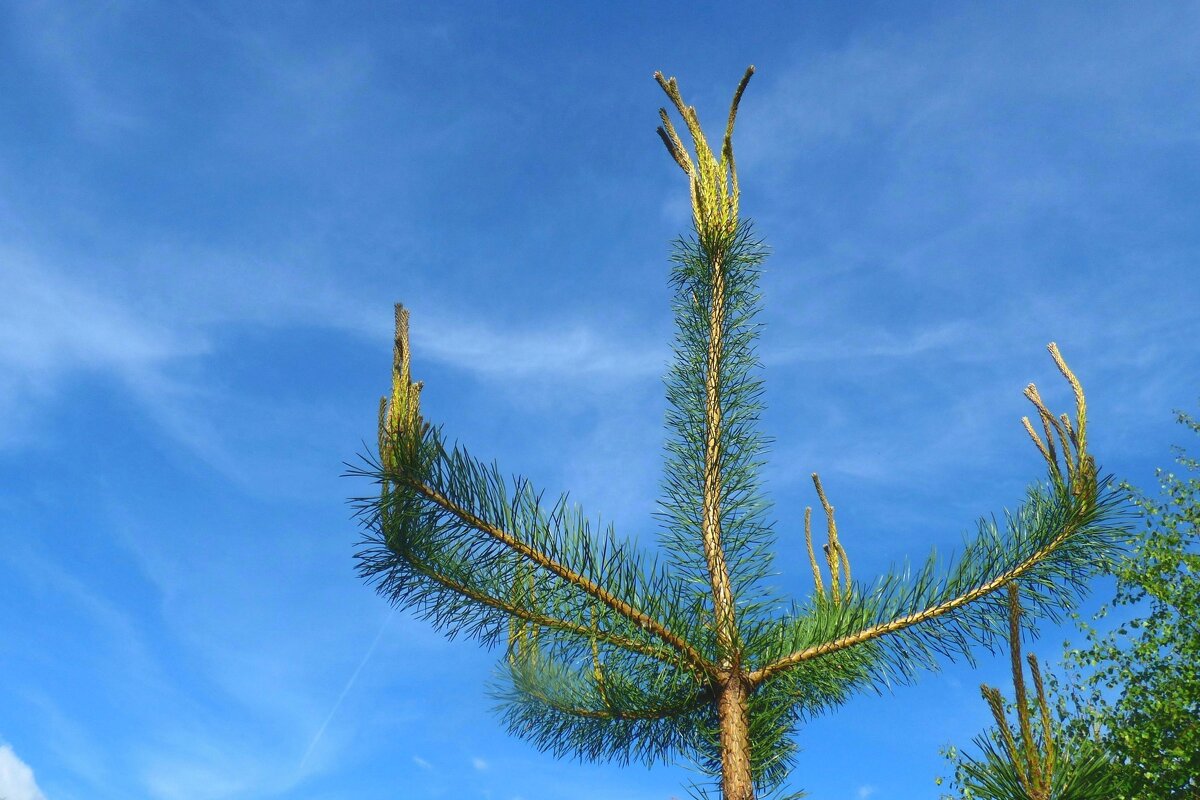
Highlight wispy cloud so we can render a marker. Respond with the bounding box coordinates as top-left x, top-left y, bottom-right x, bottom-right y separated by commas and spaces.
413, 755, 433, 770
0, 237, 665, 402
0, 744, 48, 800
410, 312, 666, 383
0, 250, 190, 373
0, 247, 204, 447
743, 6, 1200, 176
737, 4, 1200, 363
857, 786, 877, 799
0, 235, 663, 479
